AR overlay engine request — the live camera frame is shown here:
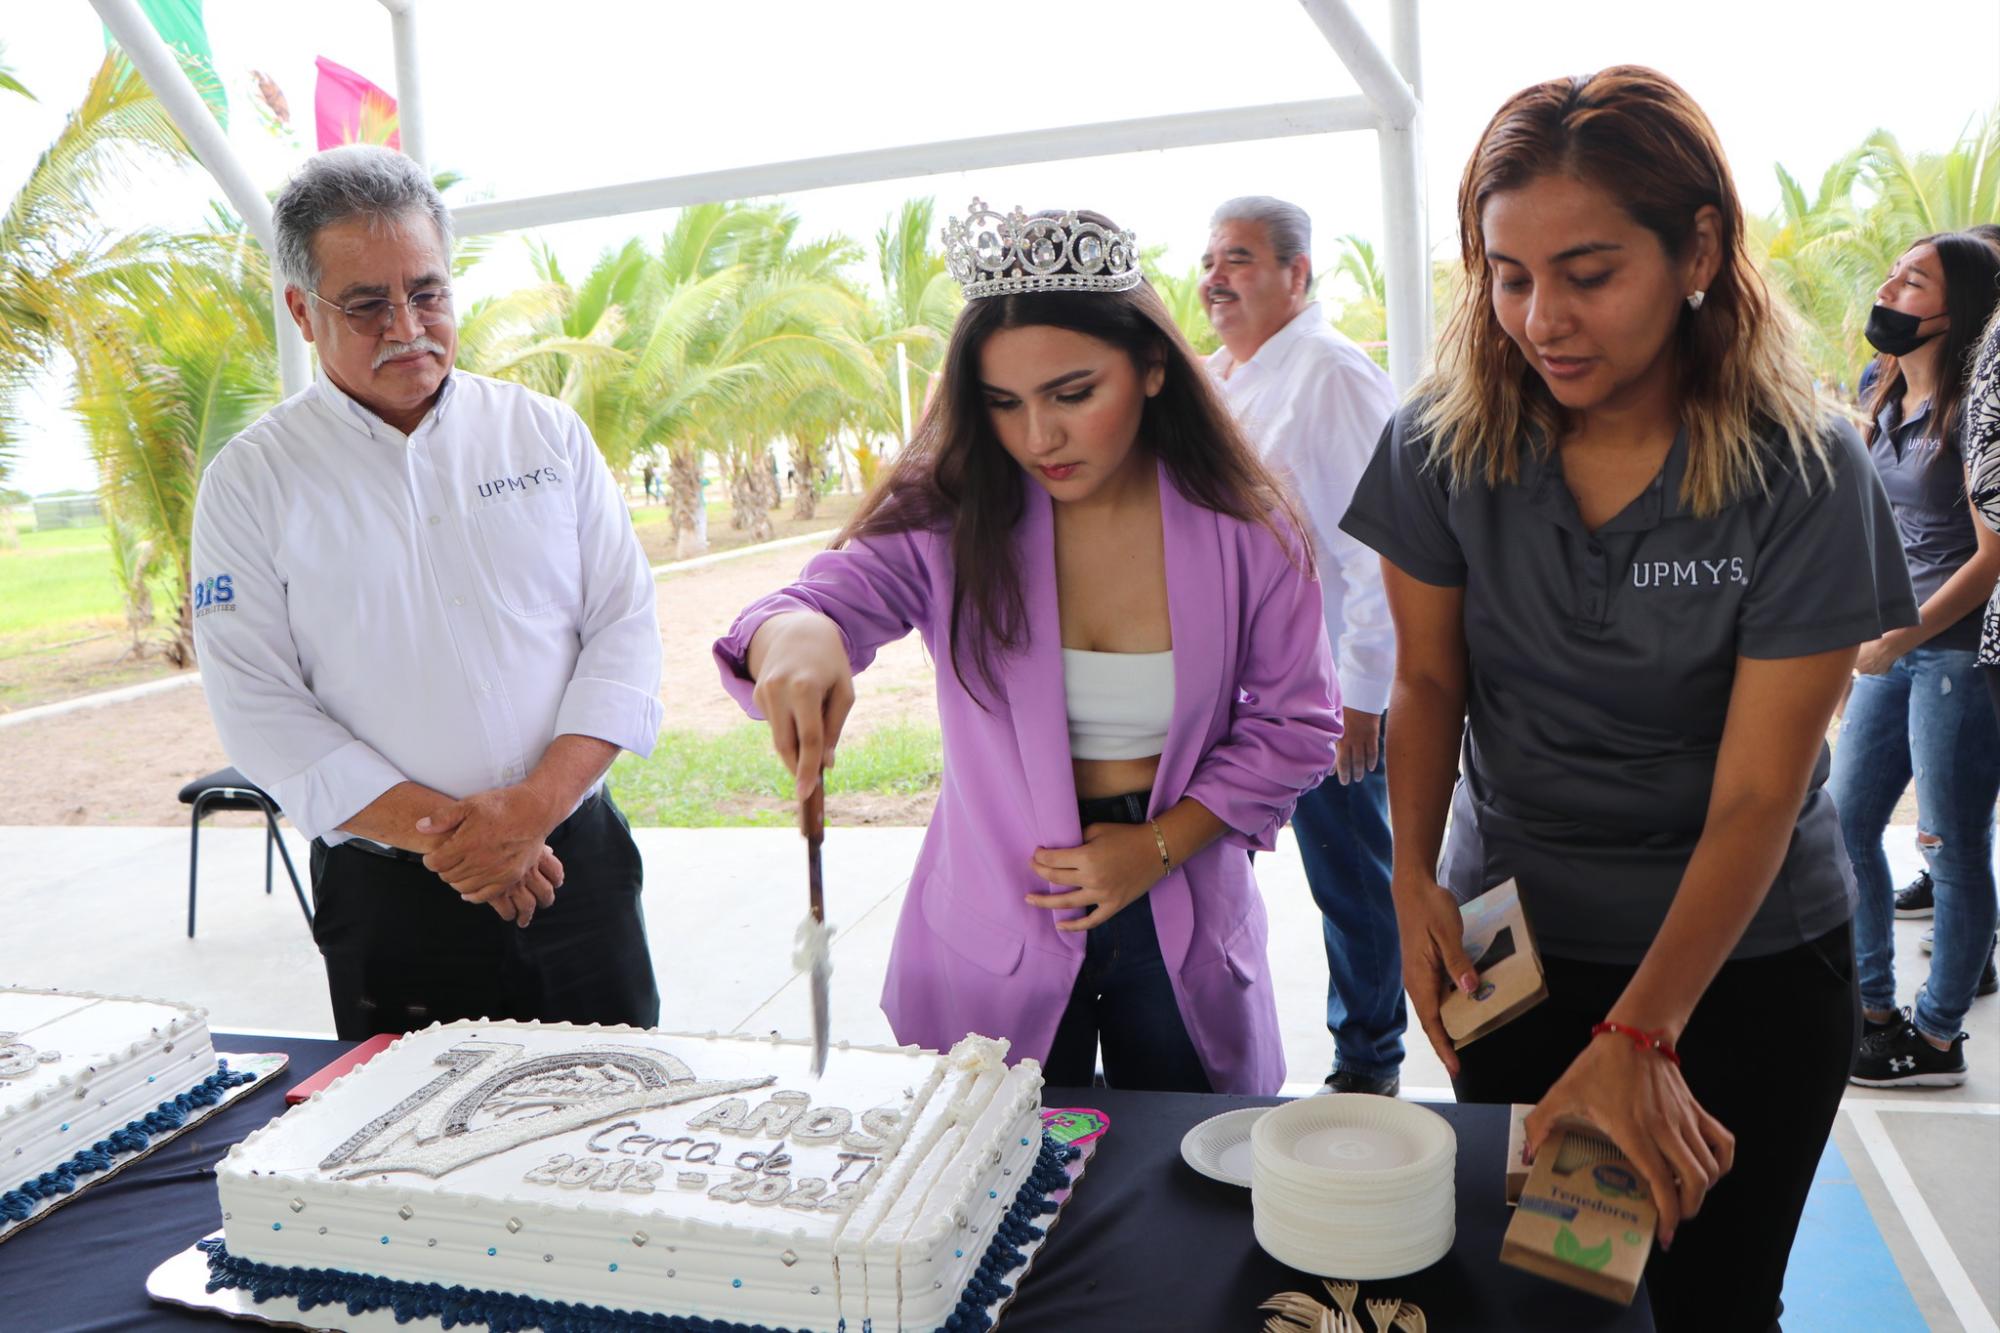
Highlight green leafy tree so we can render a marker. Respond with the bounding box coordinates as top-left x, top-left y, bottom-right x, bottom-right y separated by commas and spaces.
70, 234, 278, 665
1757, 109, 2000, 392
0, 53, 188, 487
1143, 249, 1220, 358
